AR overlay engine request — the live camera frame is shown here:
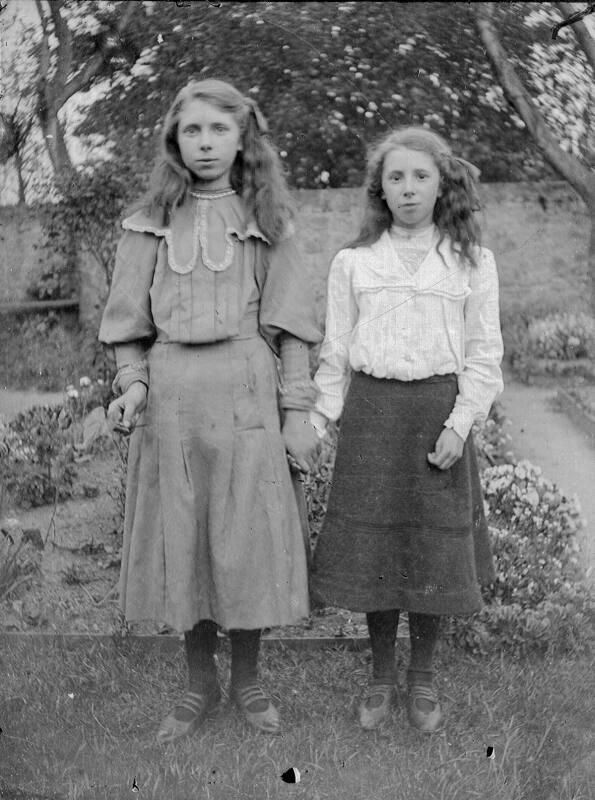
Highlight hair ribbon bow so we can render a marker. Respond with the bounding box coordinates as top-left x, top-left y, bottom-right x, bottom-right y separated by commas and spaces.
453, 156, 481, 181
244, 97, 269, 134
